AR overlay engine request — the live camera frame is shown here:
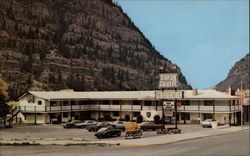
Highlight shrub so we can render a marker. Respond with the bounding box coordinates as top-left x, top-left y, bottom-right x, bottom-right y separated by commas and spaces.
154, 115, 161, 124
136, 115, 143, 123
124, 114, 130, 122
